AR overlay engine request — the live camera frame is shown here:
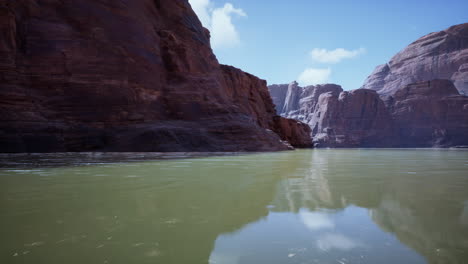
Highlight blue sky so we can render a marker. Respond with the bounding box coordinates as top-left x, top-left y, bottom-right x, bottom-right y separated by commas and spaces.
189, 0, 468, 90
